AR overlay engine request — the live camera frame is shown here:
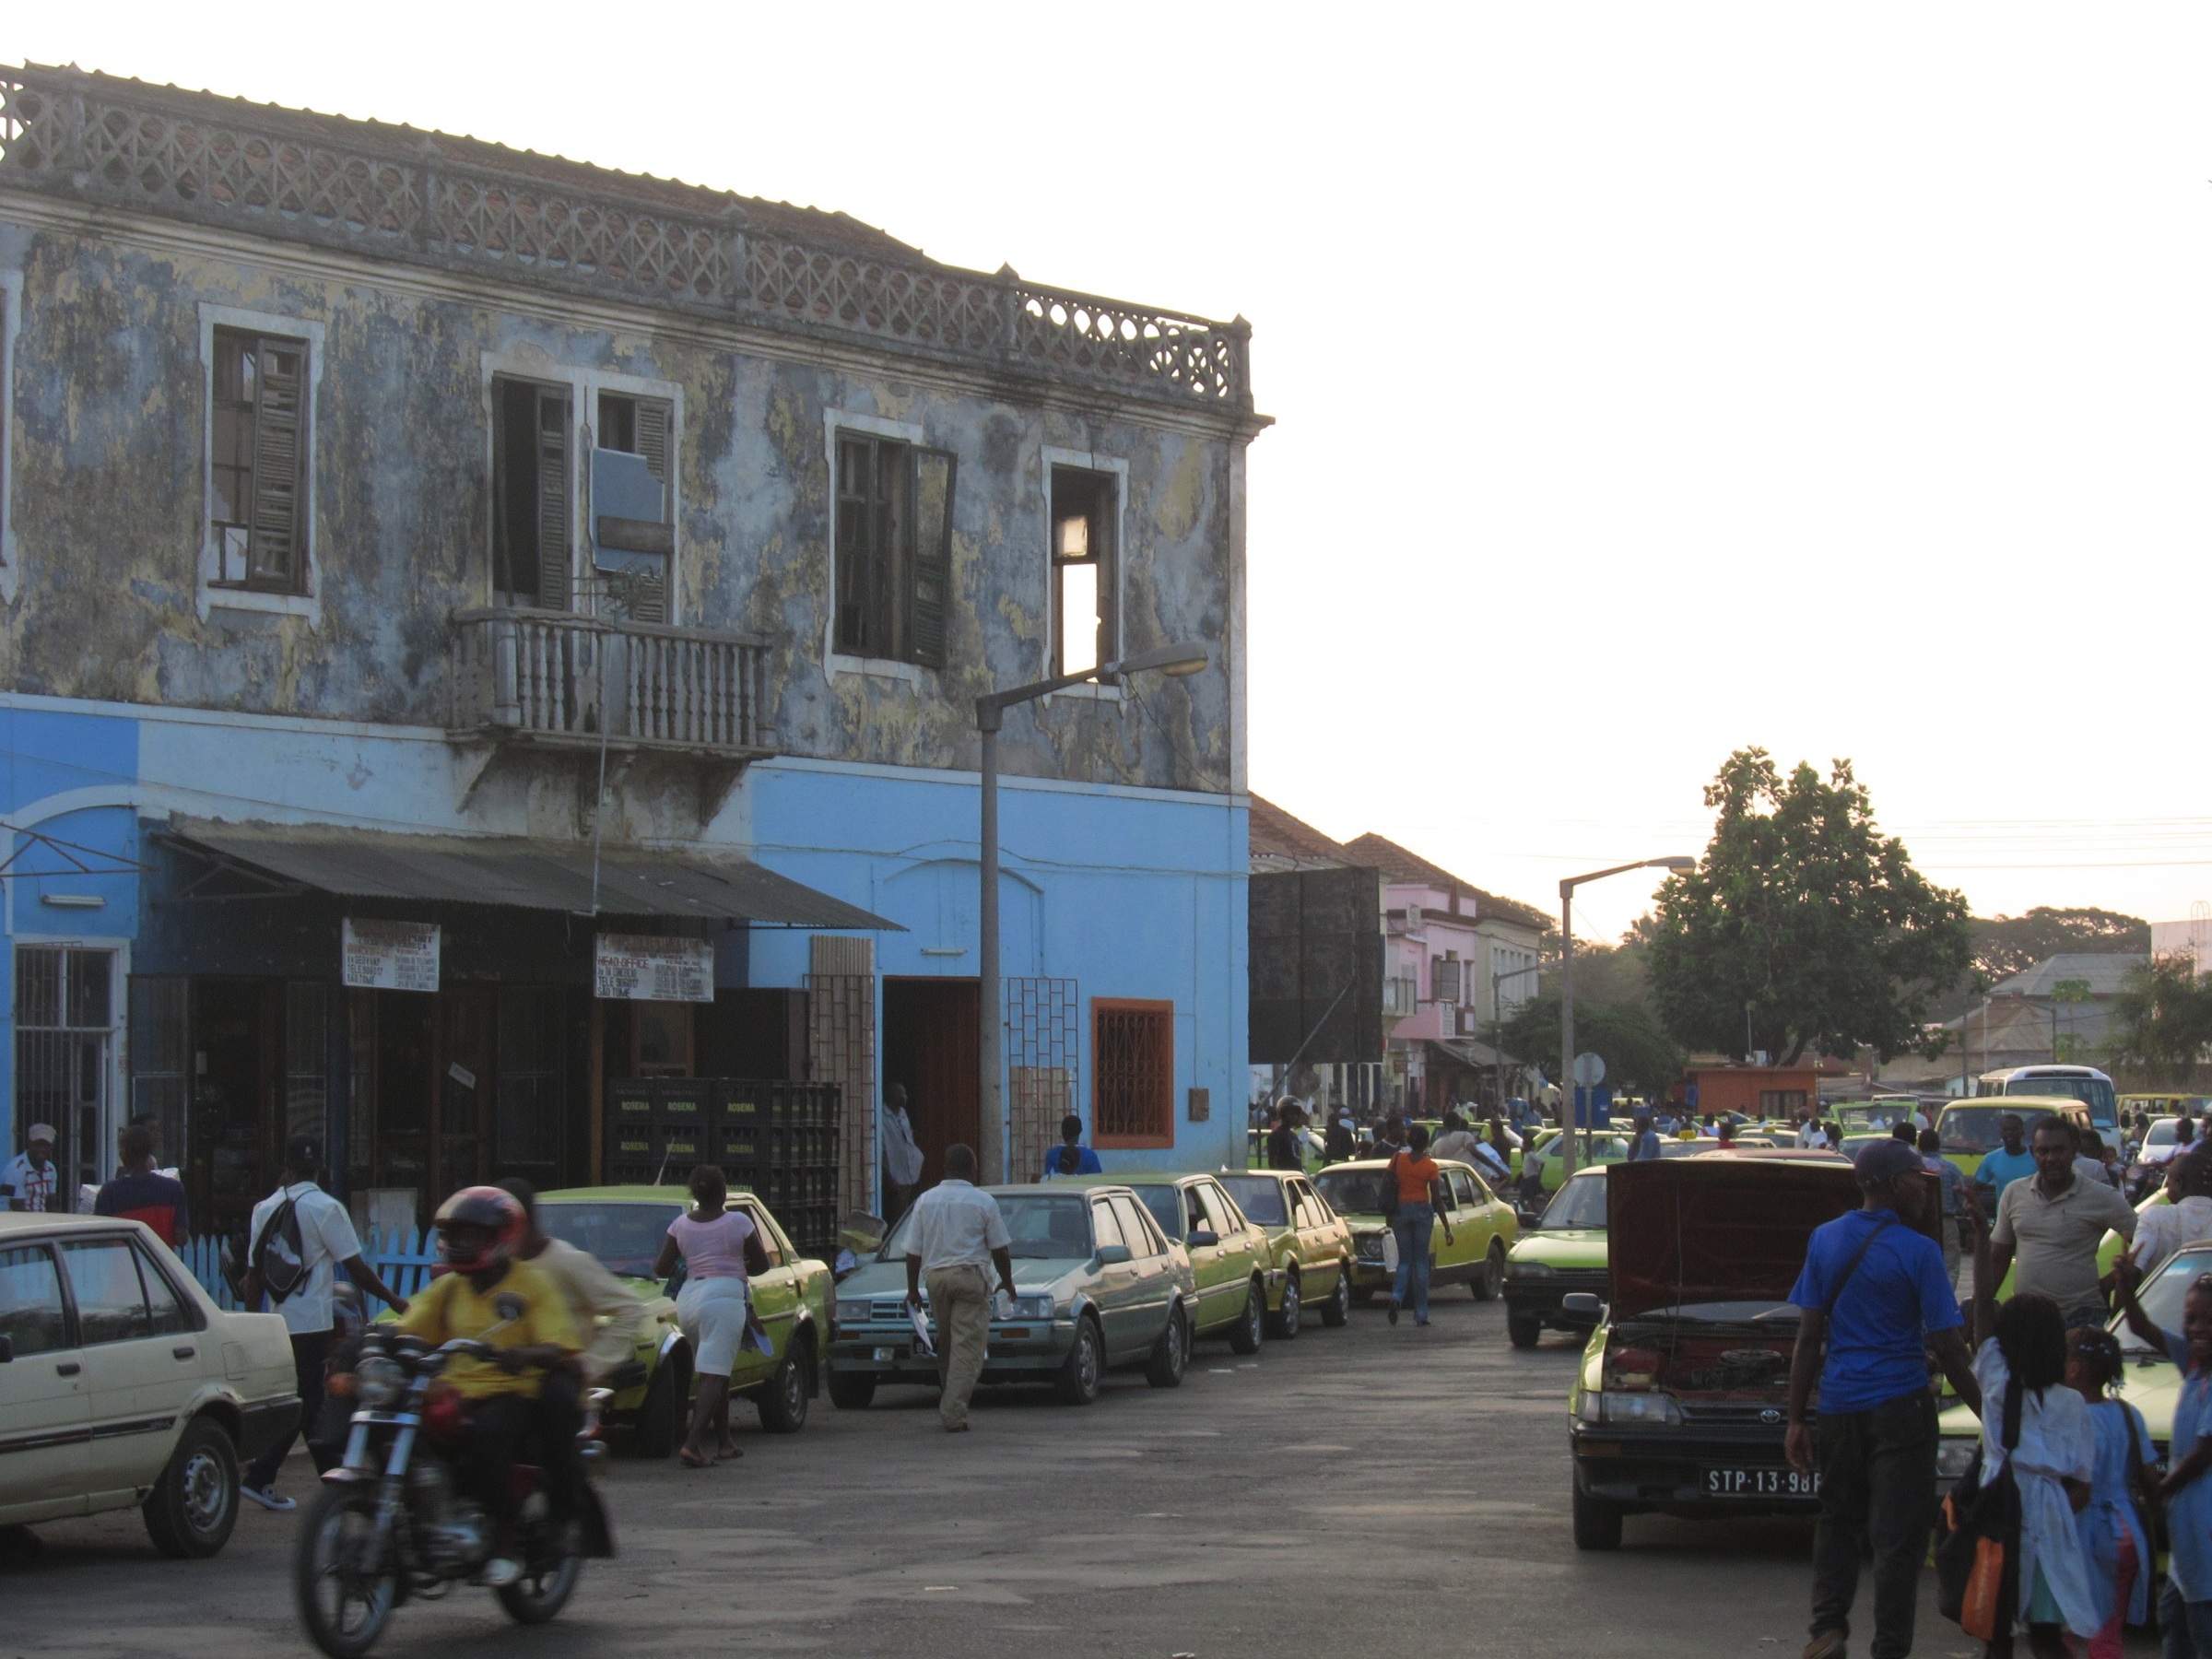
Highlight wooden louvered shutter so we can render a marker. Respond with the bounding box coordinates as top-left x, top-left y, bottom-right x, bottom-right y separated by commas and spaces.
909, 447, 955, 670
248, 339, 307, 592
630, 398, 673, 624
535, 388, 571, 612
